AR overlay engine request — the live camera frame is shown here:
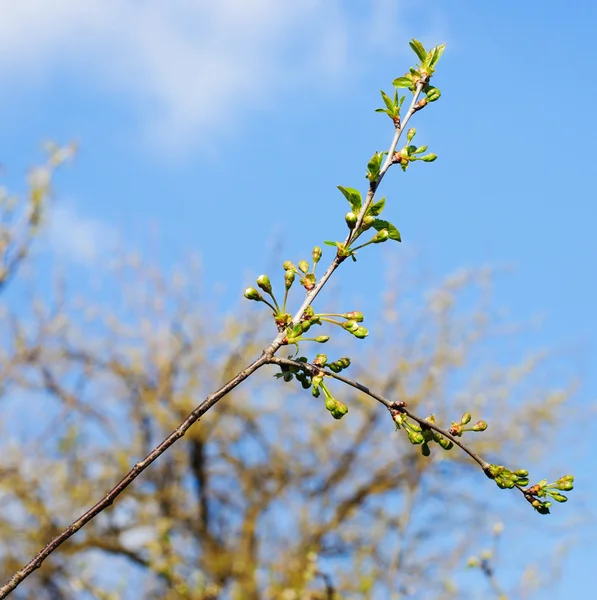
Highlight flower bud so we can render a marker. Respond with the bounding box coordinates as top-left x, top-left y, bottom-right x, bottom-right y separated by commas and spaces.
256, 274, 272, 294
421, 153, 437, 162
325, 397, 337, 412
515, 469, 529, 477
407, 128, 416, 143
373, 229, 389, 243
344, 311, 363, 322
551, 493, 568, 503
460, 412, 472, 425
345, 212, 358, 229
298, 260, 309, 274
312, 246, 322, 264
362, 215, 375, 230
407, 430, 425, 445
421, 442, 431, 457
331, 402, 348, 419
342, 320, 359, 333
315, 335, 330, 343
244, 287, 262, 301
283, 372, 293, 382
285, 269, 295, 290
472, 420, 488, 432
353, 326, 369, 339
439, 437, 454, 451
